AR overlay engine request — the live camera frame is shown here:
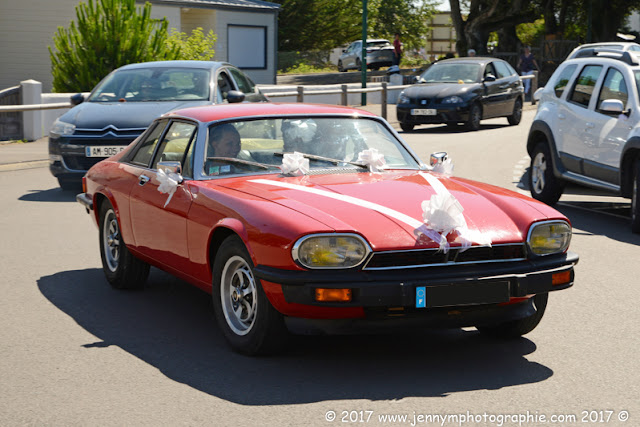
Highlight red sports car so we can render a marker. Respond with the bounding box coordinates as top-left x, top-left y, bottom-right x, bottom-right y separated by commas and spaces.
77, 103, 578, 355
